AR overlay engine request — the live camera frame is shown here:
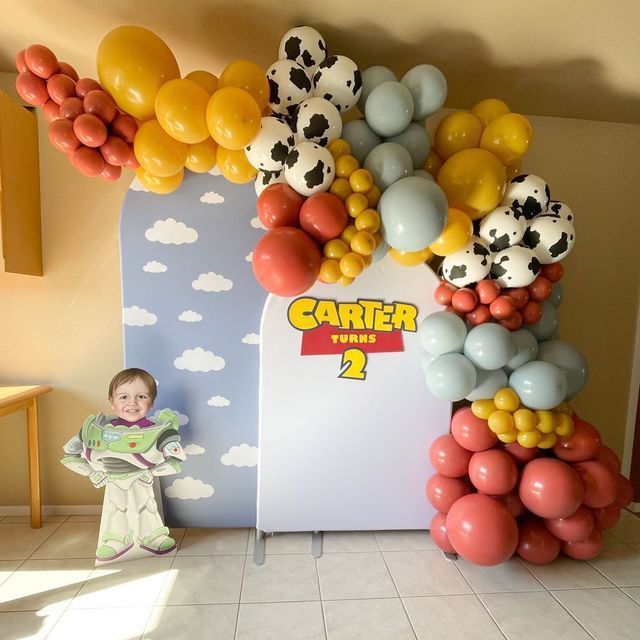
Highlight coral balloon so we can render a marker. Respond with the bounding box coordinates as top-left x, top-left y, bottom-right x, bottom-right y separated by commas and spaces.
206, 87, 261, 150
135, 166, 184, 195
59, 96, 84, 121
446, 494, 519, 566
15, 71, 49, 106
430, 512, 456, 554
450, 407, 498, 452
73, 113, 108, 148
48, 119, 80, 153
111, 113, 138, 143
101, 163, 122, 182
517, 517, 561, 564
553, 416, 601, 462
252, 227, 322, 296
46, 73, 76, 105
15, 49, 28, 73
42, 99, 61, 123
257, 183, 305, 228
561, 528, 603, 560
468, 449, 518, 496
493, 490, 526, 518
425, 474, 471, 514
134, 119, 187, 177
100, 136, 132, 166
572, 460, 618, 508
596, 446, 621, 474
70, 146, 105, 177
615, 474, 634, 508
299, 192, 348, 243
155, 78, 210, 144
428, 434, 472, 478
218, 59, 270, 111
58, 61, 79, 81
24, 44, 59, 79
591, 502, 622, 530
83, 90, 118, 124
544, 505, 594, 542
75, 78, 102, 99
